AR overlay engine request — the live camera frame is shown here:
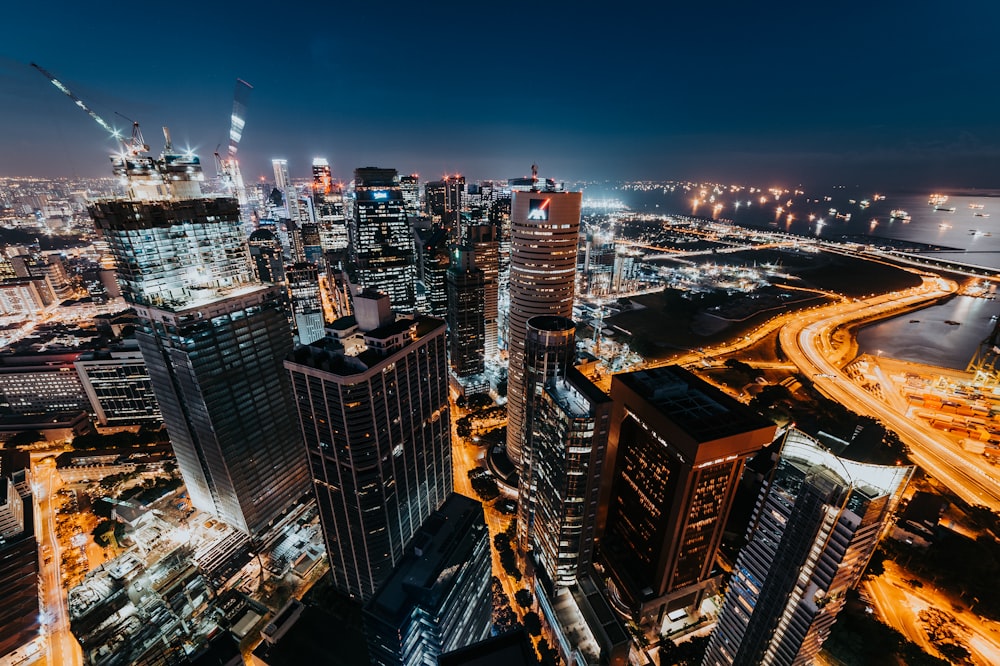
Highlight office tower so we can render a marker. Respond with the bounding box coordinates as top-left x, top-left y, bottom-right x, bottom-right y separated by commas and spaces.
704, 429, 912, 666
312, 158, 333, 198
424, 175, 465, 229
350, 167, 416, 311
529, 366, 612, 589
285, 292, 452, 601
272, 158, 301, 223
399, 174, 420, 219
505, 186, 581, 468
247, 228, 286, 284
299, 222, 323, 265
516, 316, 576, 551
286, 262, 326, 345
91, 144, 309, 536
599, 366, 776, 631
420, 231, 450, 318
446, 247, 485, 378
74, 345, 161, 425
0, 450, 40, 662
363, 494, 492, 666
466, 224, 499, 360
